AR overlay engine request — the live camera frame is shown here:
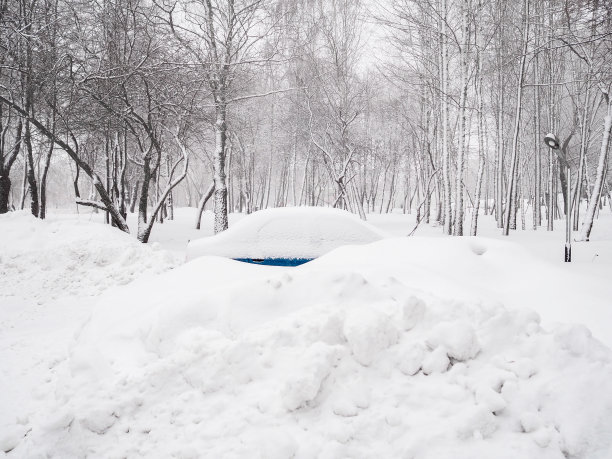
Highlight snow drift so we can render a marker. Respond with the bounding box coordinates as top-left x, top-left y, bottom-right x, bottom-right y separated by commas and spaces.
9, 237, 612, 459
0, 212, 178, 301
